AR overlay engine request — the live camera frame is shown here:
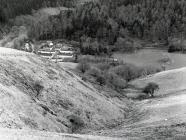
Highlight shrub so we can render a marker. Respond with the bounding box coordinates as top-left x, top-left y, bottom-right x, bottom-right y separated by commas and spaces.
168, 45, 179, 53
105, 72, 127, 89
133, 41, 142, 50
140, 65, 162, 77
77, 61, 90, 73
158, 55, 171, 64
111, 64, 141, 81
33, 80, 44, 97
68, 115, 84, 133
81, 75, 88, 81
143, 82, 159, 97
86, 67, 102, 77
168, 43, 186, 53
168, 38, 182, 53
96, 75, 106, 86
86, 67, 106, 85
114, 37, 139, 53
167, 39, 185, 53
96, 63, 111, 71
